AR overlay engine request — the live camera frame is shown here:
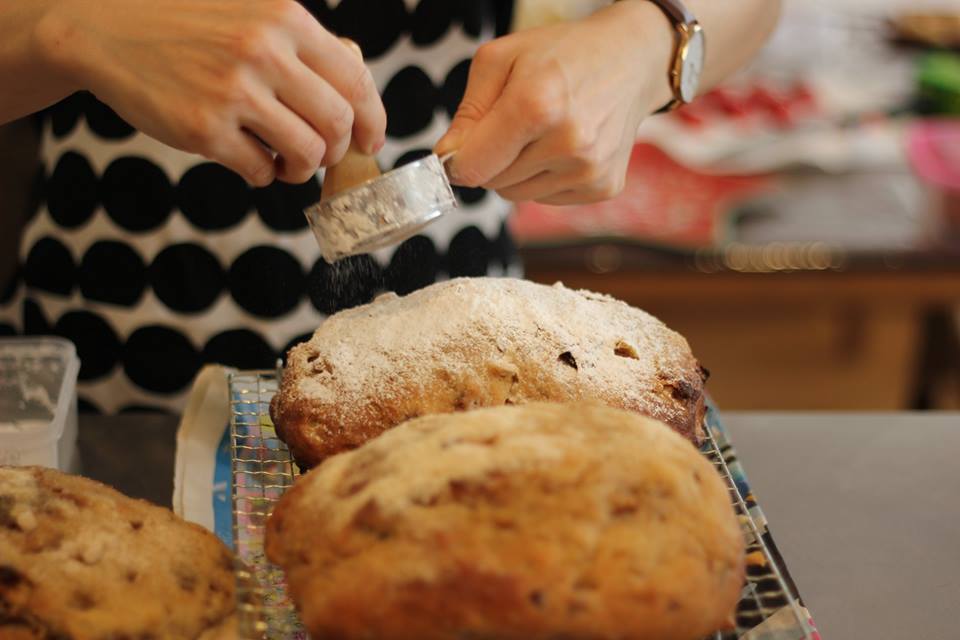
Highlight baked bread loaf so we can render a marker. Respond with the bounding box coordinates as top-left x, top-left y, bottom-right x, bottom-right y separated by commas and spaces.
0, 466, 236, 640
266, 402, 744, 640
272, 277, 708, 467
